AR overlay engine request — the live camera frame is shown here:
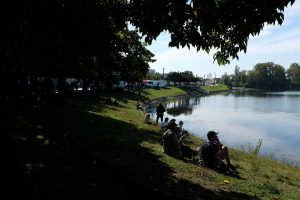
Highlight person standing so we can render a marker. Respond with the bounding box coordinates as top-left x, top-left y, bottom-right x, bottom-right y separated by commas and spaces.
156, 103, 165, 123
